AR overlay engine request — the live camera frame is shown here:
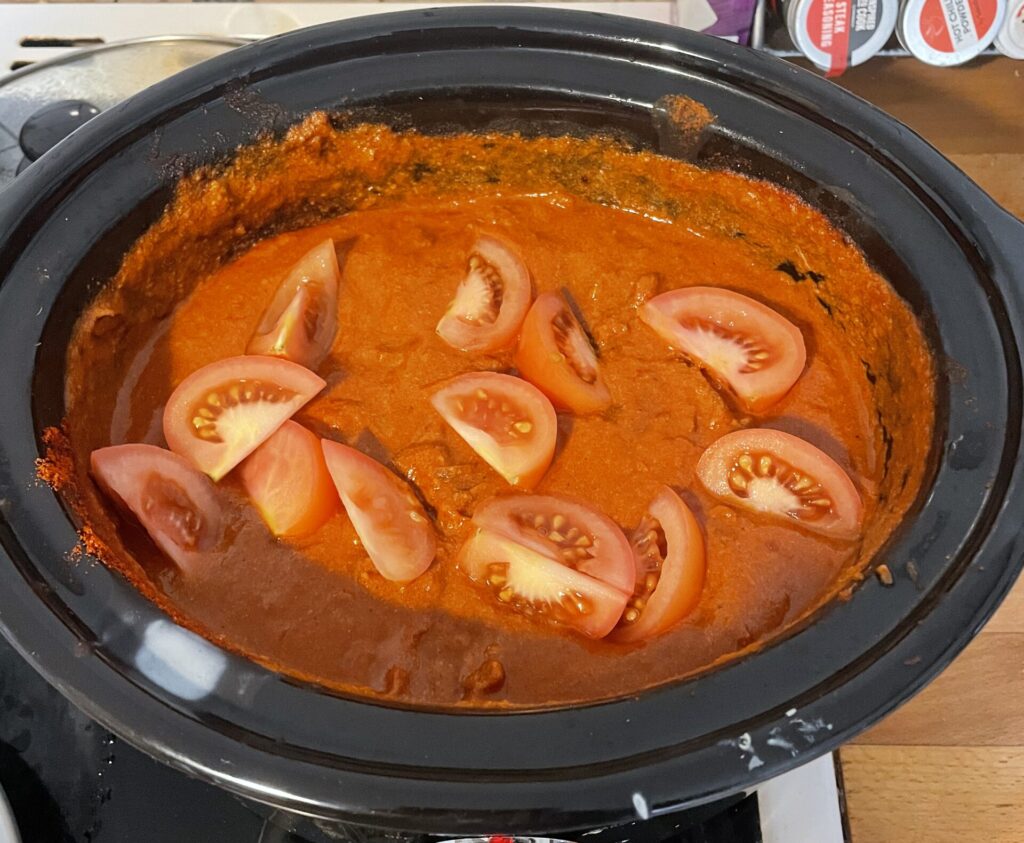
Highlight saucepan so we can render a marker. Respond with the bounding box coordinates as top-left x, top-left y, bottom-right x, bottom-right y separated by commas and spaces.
0, 8, 1022, 834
